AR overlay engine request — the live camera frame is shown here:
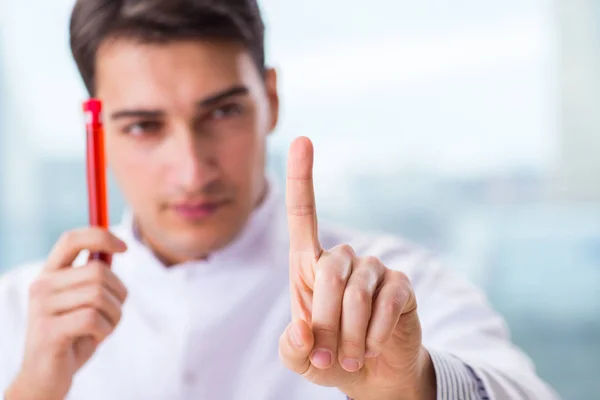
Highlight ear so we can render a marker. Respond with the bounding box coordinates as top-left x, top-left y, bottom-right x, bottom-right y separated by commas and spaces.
264, 67, 280, 134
